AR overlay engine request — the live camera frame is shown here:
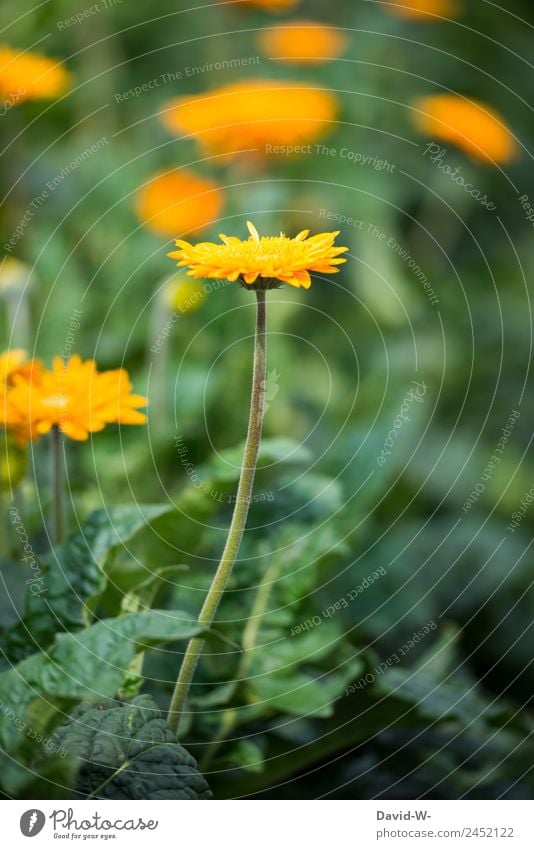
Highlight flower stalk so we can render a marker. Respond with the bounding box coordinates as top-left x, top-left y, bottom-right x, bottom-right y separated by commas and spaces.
168, 289, 267, 733
50, 425, 65, 546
